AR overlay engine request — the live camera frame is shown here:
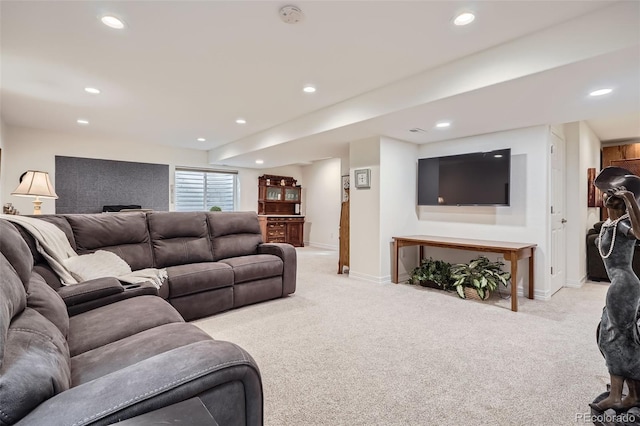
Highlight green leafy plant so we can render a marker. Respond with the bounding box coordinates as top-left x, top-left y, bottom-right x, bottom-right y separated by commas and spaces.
408, 257, 452, 289
450, 256, 511, 300
209, 206, 222, 212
